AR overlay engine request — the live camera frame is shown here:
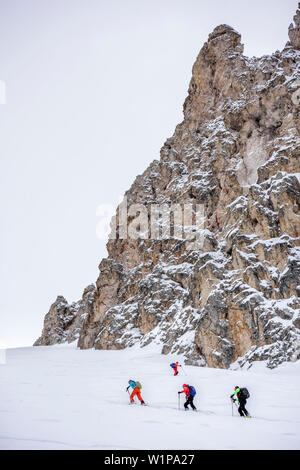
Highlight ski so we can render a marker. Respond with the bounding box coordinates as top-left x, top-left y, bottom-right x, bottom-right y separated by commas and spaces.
129, 402, 148, 406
